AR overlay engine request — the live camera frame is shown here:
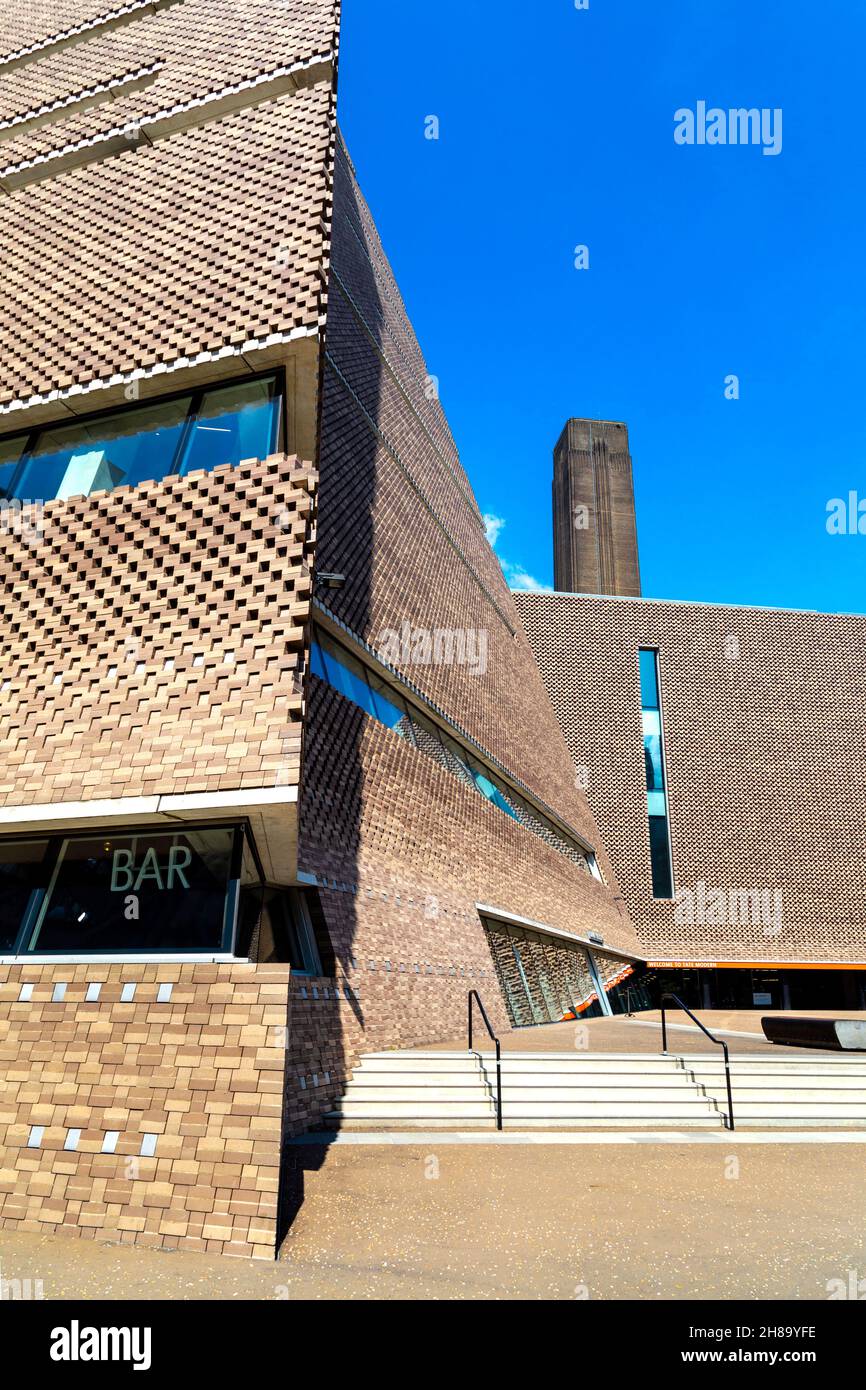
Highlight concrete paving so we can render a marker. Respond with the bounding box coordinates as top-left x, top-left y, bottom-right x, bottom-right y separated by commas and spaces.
1, 1141, 864, 1299
430, 1013, 855, 1057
